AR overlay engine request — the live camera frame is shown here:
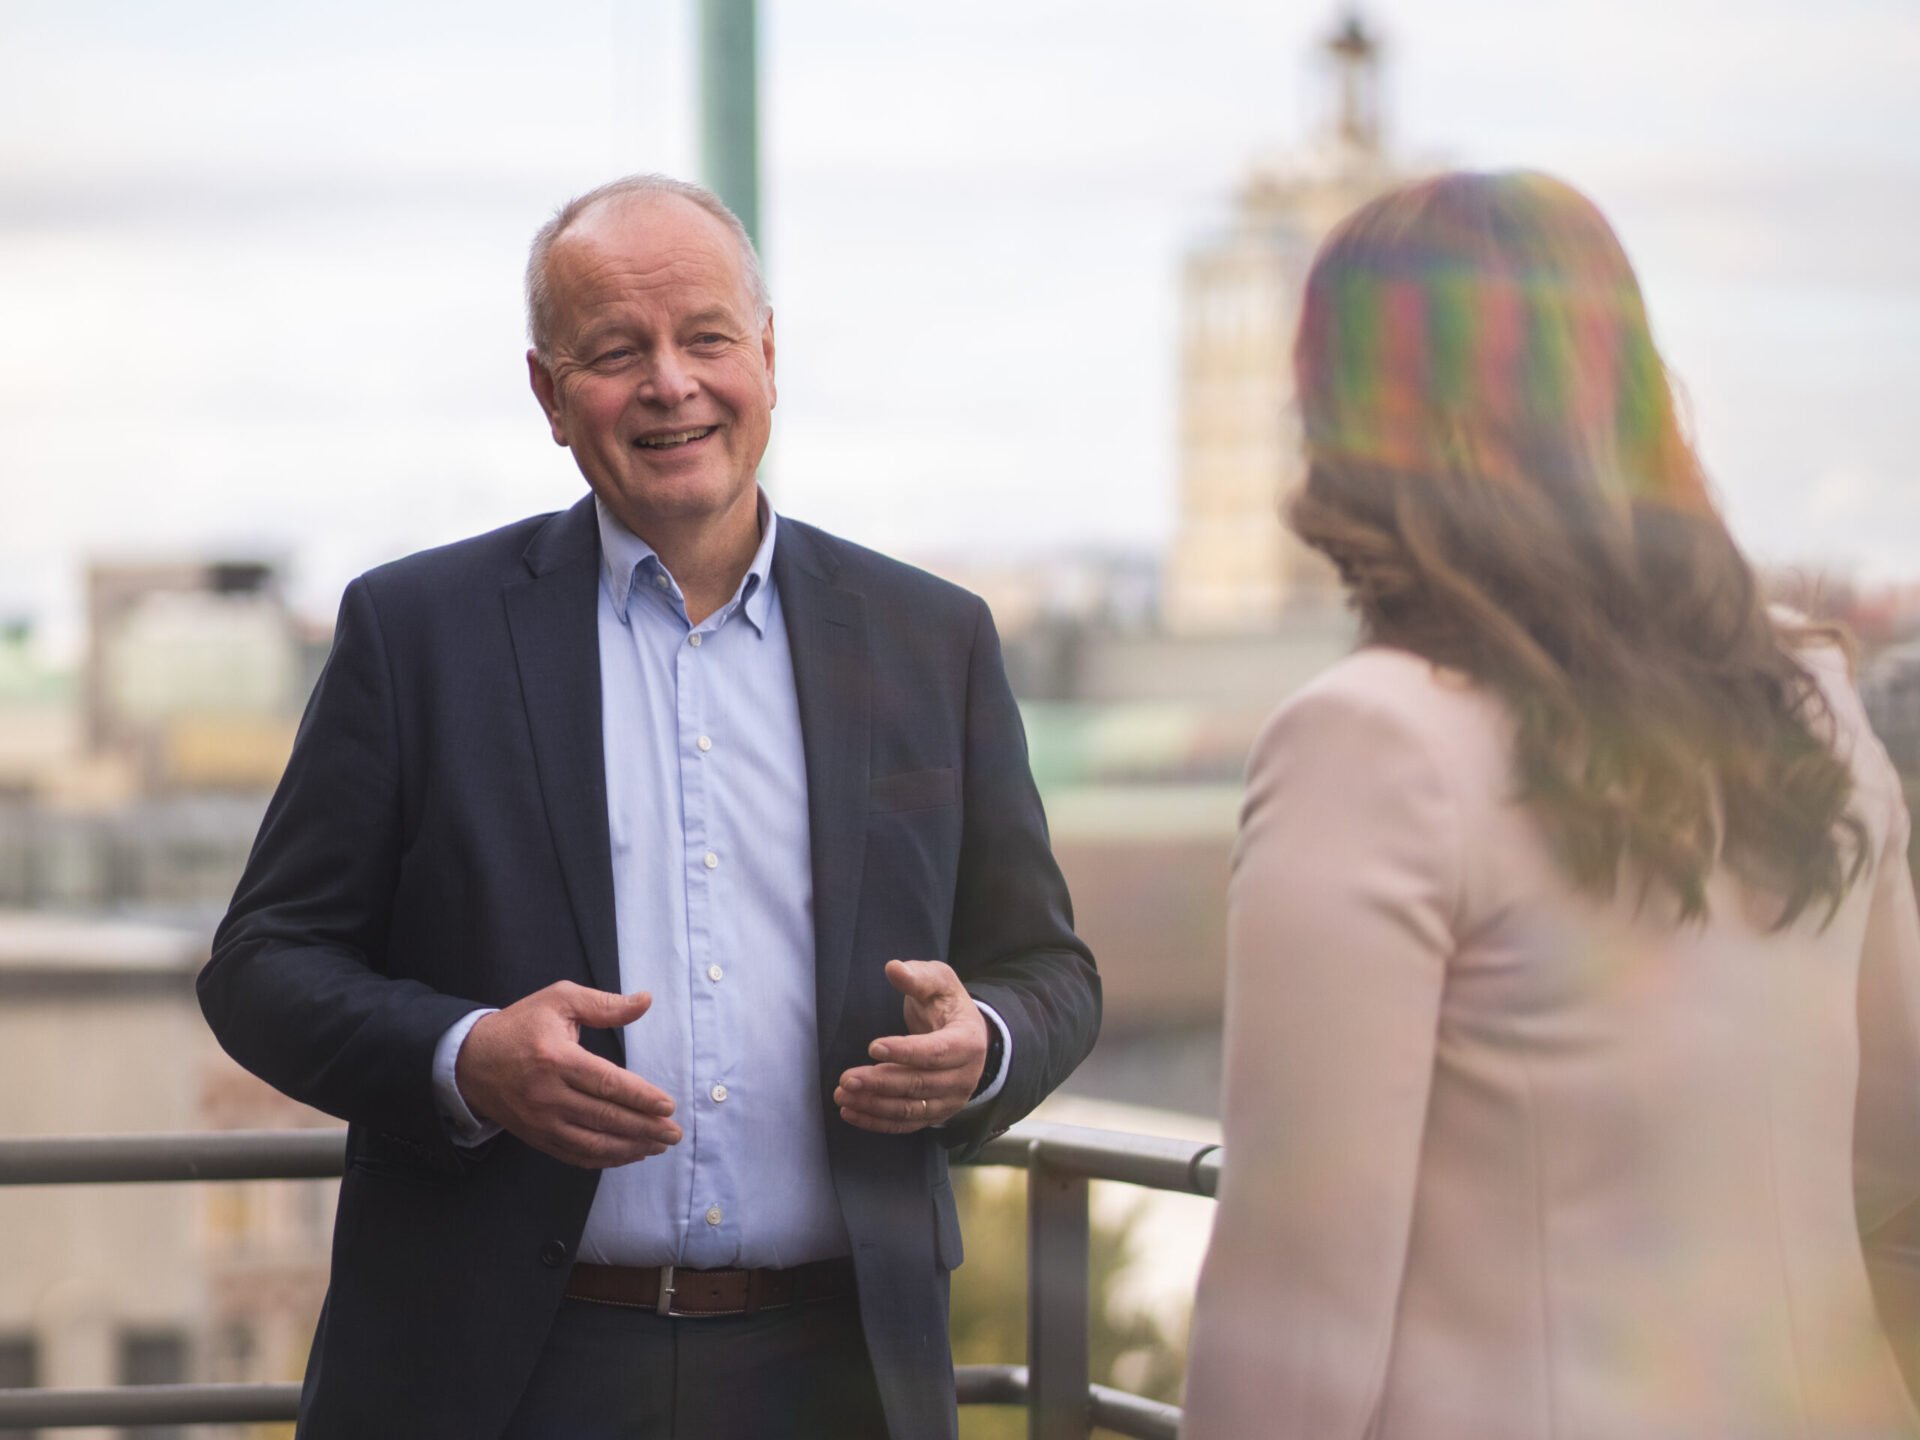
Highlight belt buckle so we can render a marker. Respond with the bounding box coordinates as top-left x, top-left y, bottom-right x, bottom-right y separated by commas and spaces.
655, 1264, 677, 1317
